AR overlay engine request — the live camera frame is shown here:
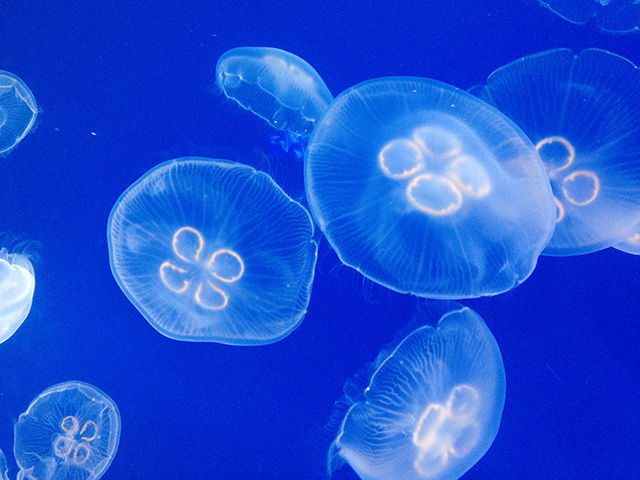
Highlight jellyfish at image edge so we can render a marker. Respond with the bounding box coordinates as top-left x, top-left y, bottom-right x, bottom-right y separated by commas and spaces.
0, 245, 35, 344
0, 449, 7, 480
13, 381, 120, 480
305, 76, 555, 299
108, 157, 318, 345
614, 228, 640, 255
471, 48, 640, 256
0, 71, 37, 156
329, 306, 506, 480
536, 0, 640, 34
216, 46, 334, 134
